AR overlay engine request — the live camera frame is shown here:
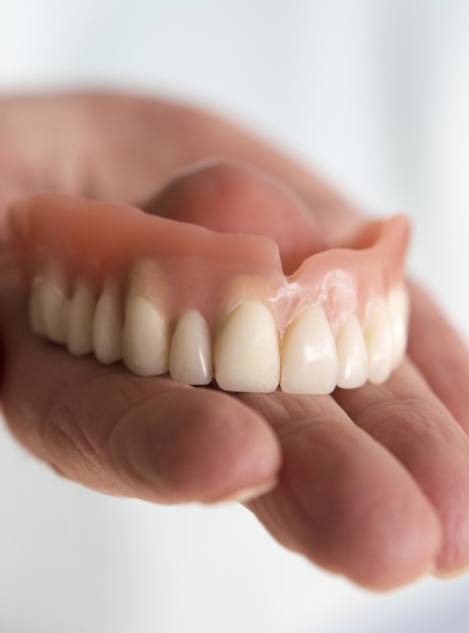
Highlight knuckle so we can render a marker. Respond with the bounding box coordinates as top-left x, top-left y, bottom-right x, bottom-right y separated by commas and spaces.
358, 396, 451, 443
